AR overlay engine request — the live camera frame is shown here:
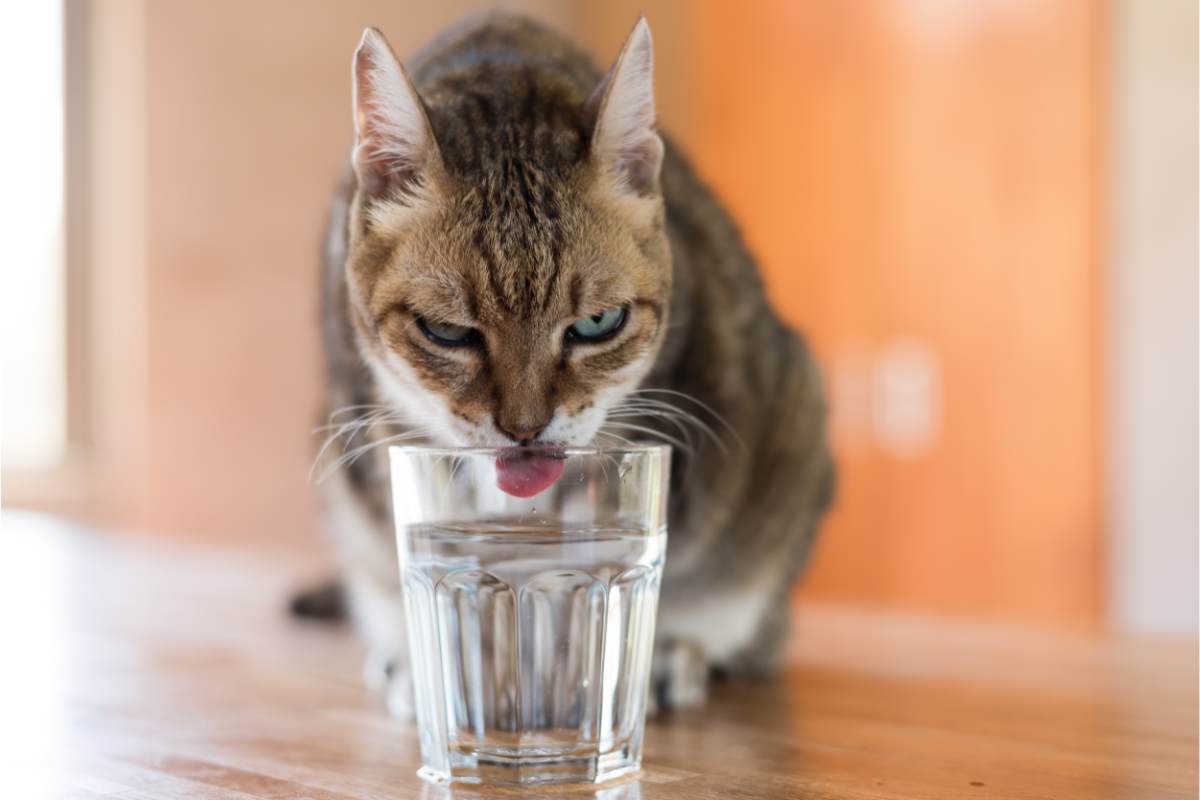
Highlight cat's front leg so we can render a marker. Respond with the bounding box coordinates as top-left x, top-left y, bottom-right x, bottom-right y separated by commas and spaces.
343, 563, 416, 720
648, 637, 709, 714
363, 648, 414, 719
